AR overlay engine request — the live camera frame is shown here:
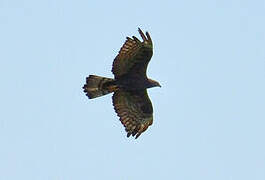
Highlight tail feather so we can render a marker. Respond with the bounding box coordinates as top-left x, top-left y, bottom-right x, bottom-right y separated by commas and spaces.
83, 75, 116, 99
